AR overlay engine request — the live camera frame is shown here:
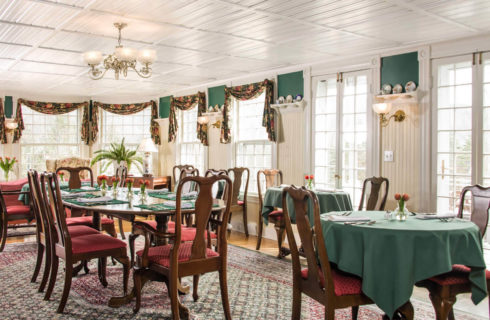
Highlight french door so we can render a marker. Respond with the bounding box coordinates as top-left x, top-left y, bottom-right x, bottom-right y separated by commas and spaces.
432, 52, 489, 214
312, 70, 372, 206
